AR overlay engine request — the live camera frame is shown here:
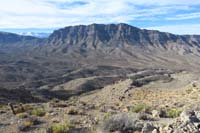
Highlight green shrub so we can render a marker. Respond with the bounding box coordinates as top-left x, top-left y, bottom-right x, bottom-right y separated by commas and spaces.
166, 108, 182, 118
17, 113, 28, 119
130, 104, 148, 113
48, 120, 74, 133
51, 98, 60, 103
0, 105, 4, 109
31, 109, 46, 117
34, 128, 47, 133
24, 104, 34, 111
104, 112, 112, 120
